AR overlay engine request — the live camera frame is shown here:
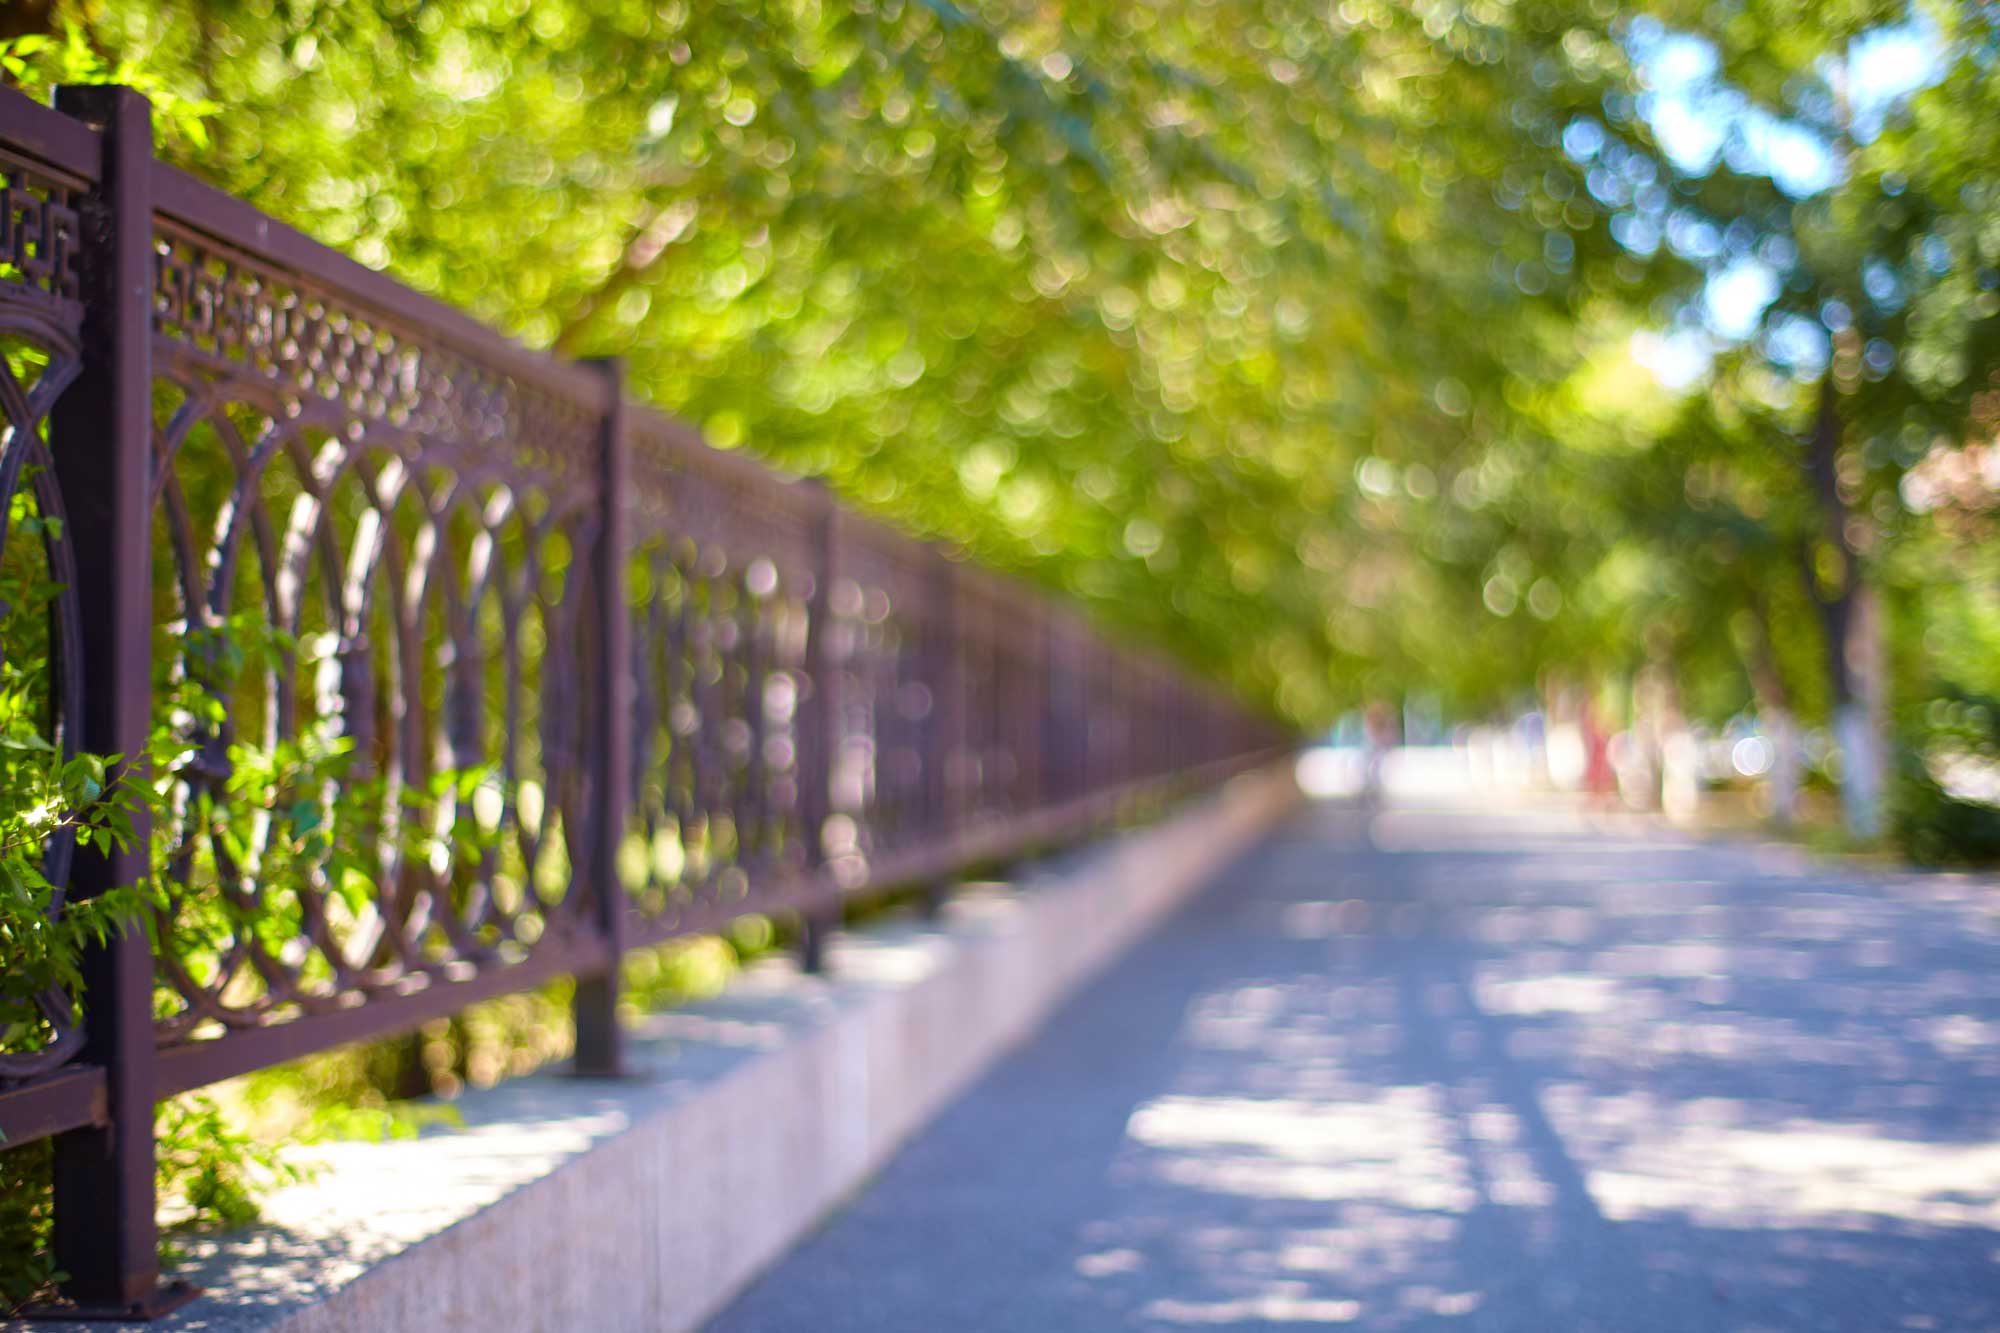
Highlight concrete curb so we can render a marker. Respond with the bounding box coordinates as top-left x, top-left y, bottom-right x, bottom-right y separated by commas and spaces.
36, 762, 1298, 1333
